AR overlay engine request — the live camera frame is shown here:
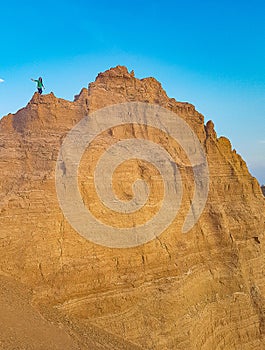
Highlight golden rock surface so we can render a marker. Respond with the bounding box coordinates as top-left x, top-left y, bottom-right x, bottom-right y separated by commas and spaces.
0, 66, 265, 349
